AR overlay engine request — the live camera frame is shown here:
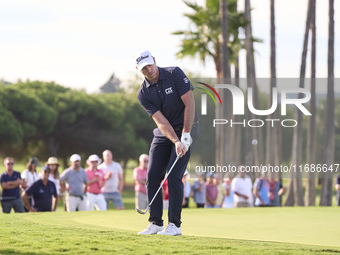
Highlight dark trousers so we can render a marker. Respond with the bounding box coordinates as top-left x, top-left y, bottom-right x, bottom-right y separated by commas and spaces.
147, 128, 193, 227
